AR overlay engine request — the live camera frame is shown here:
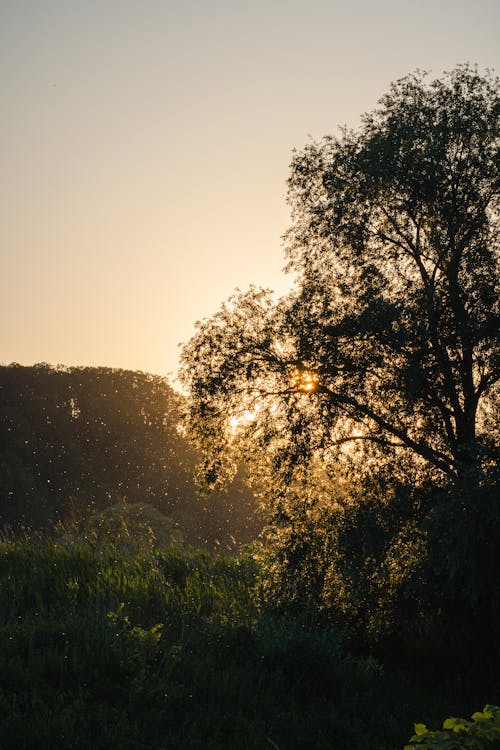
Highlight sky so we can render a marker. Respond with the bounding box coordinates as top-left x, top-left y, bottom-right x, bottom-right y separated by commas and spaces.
1, 0, 499, 382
